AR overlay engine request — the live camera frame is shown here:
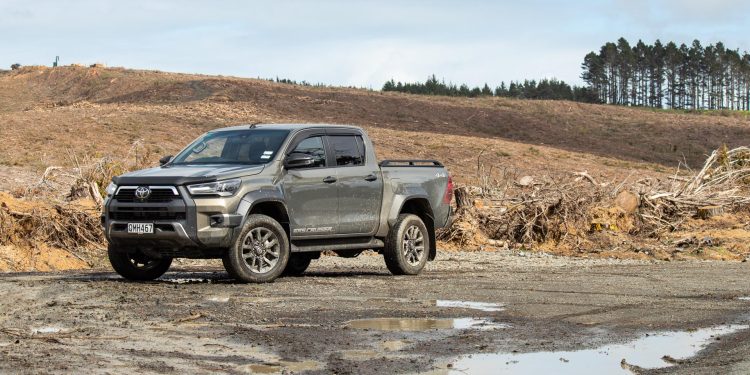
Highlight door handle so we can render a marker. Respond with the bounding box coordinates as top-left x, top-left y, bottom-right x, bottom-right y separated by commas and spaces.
364, 174, 378, 182
323, 176, 337, 184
